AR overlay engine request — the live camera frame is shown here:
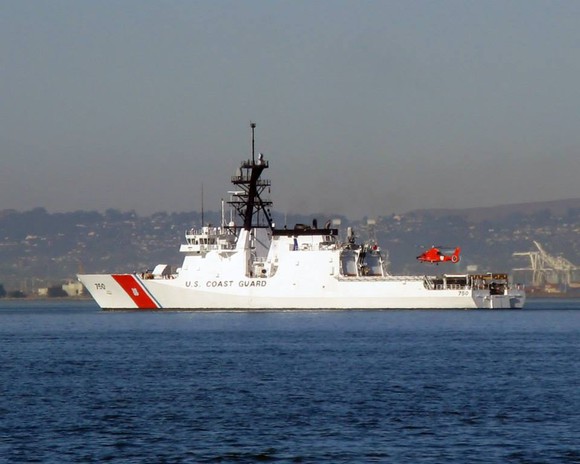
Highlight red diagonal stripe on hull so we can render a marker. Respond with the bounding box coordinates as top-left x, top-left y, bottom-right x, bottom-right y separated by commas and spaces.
112, 274, 158, 309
